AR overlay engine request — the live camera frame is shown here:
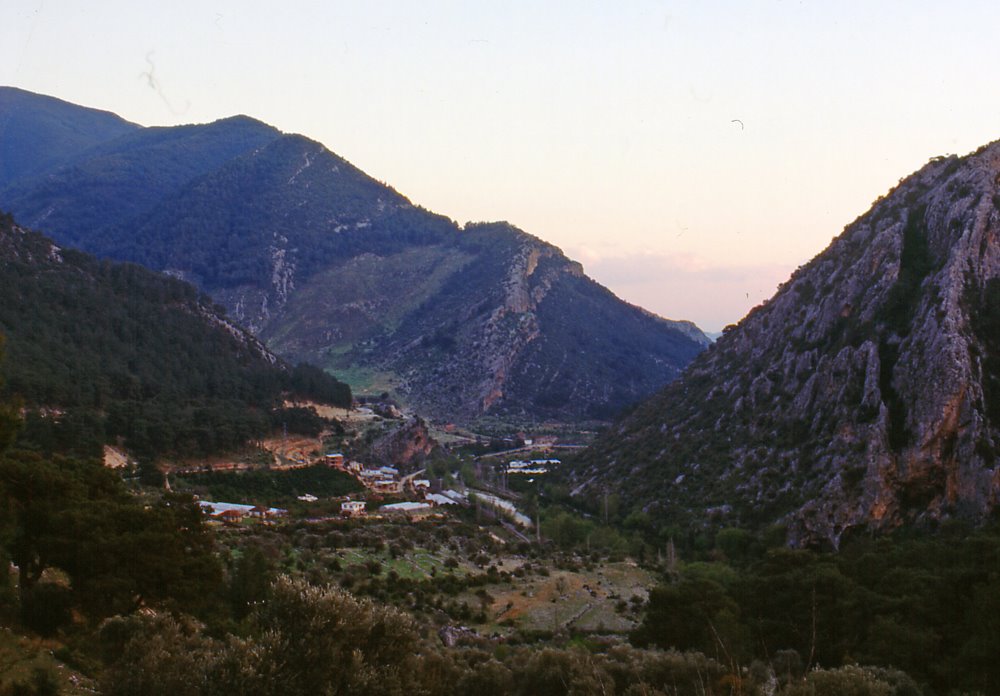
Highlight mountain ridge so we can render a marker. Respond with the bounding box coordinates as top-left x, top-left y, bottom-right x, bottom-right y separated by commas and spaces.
0, 88, 708, 425
0, 86, 140, 188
